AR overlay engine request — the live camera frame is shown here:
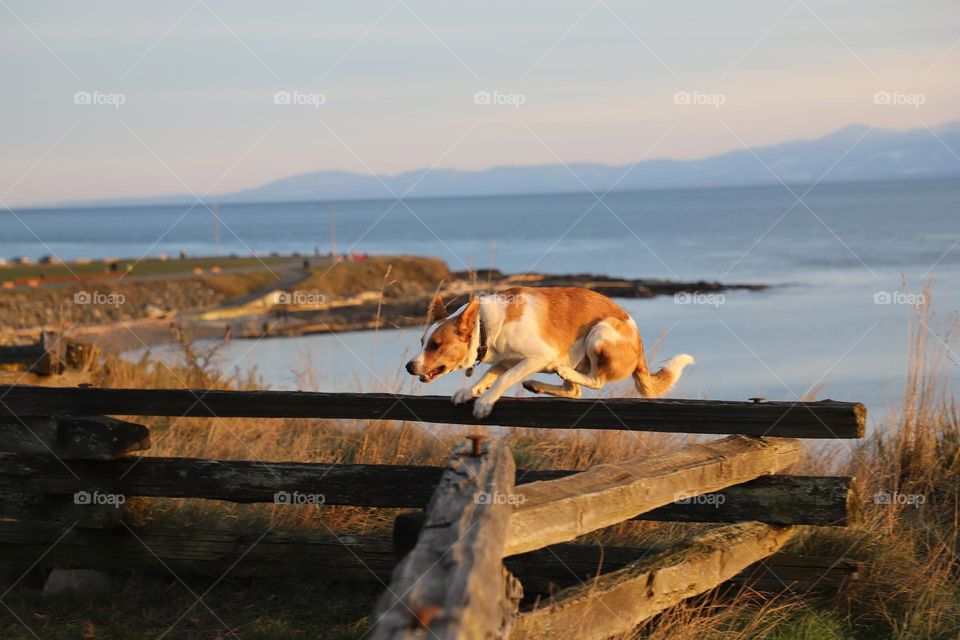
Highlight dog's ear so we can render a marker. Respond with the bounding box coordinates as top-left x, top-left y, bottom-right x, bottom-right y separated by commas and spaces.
458, 297, 480, 337
427, 294, 448, 323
